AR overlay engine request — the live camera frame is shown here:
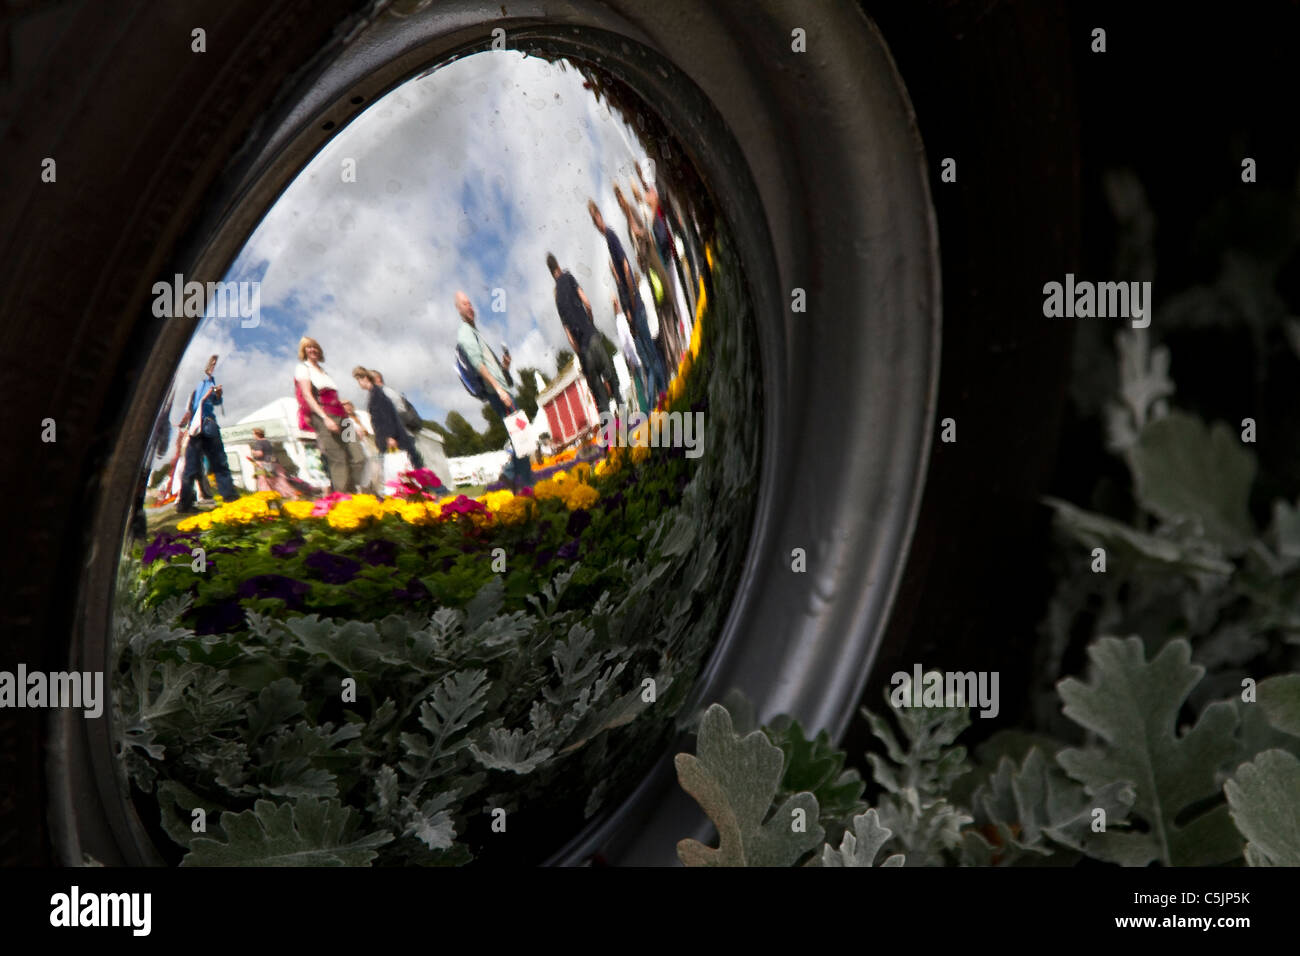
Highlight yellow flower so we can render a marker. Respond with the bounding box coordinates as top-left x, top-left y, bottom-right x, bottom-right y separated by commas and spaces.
631, 443, 651, 464
496, 495, 531, 526
690, 299, 704, 357
399, 501, 435, 525
571, 462, 593, 482
479, 489, 516, 513
281, 500, 316, 520
325, 495, 382, 530
533, 478, 569, 502
563, 483, 599, 511
252, 490, 281, 501
596, 445, 625, 477
201, 494, 275, 527
176, 512, 212, 532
